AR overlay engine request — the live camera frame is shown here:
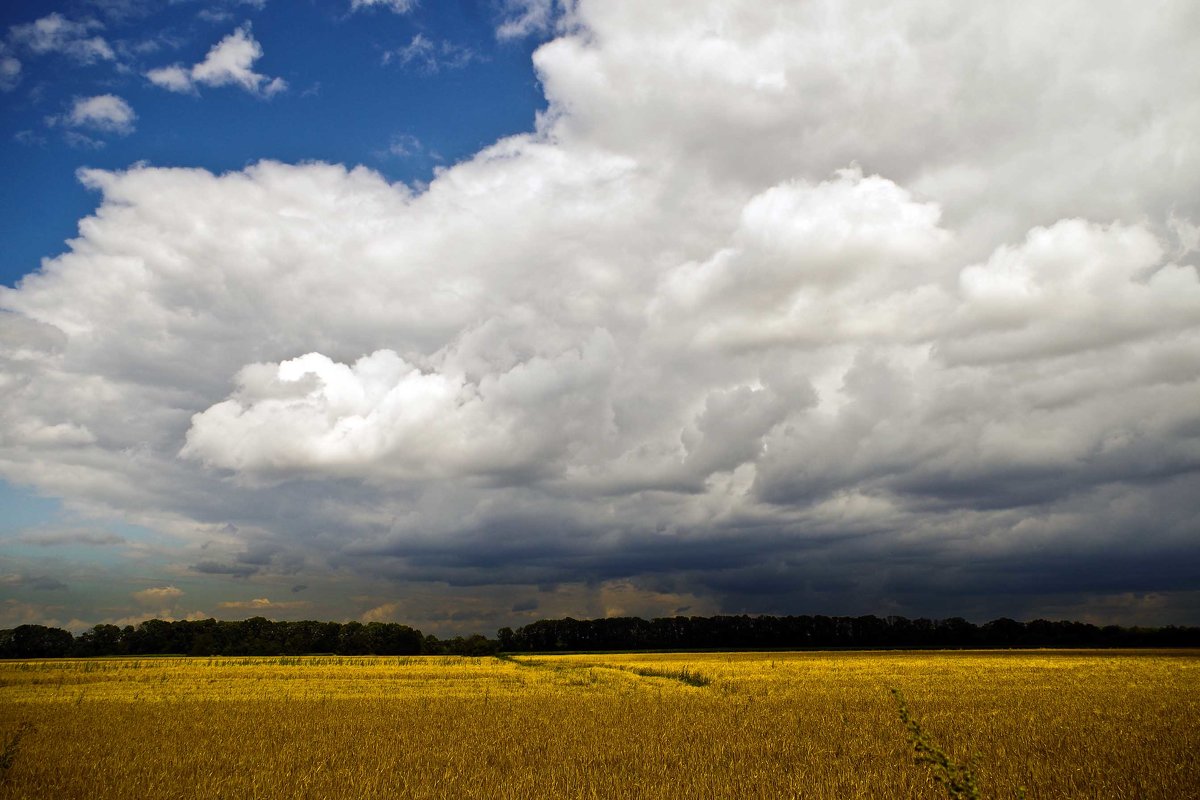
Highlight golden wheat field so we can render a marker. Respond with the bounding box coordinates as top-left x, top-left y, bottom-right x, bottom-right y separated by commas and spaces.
0, 650, 1197, 799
